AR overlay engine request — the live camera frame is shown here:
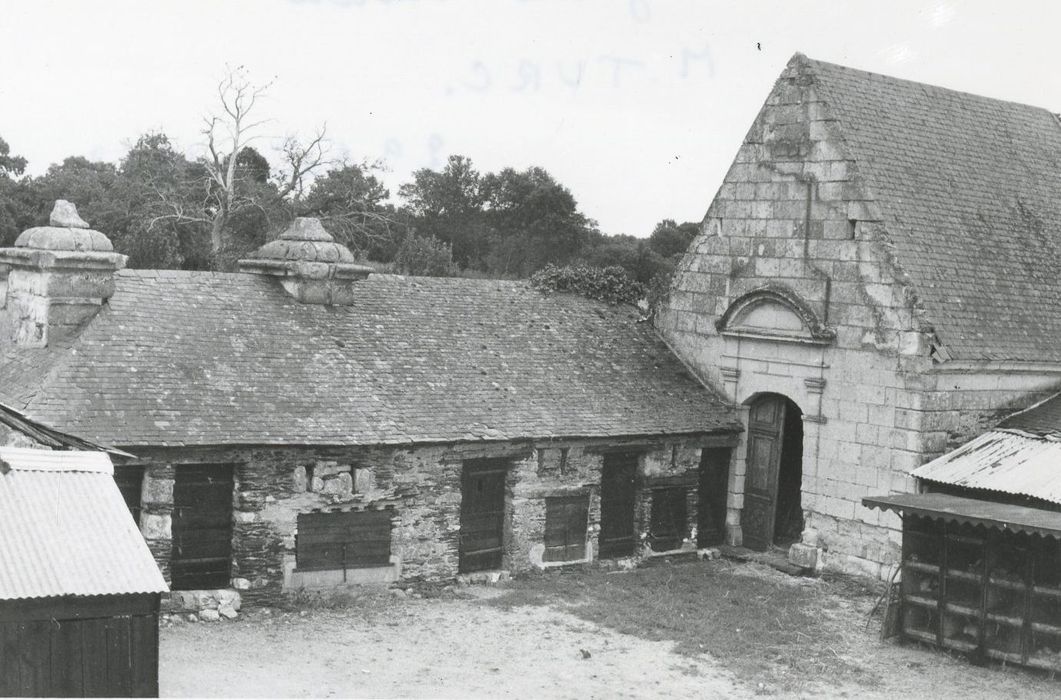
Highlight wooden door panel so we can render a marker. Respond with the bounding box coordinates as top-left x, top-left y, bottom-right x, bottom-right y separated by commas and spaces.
544, 496, 589, 562
745, 434, 778, 492
171, 464, 234, 590
740, 396, 786, 551
459, 464, 506, 573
